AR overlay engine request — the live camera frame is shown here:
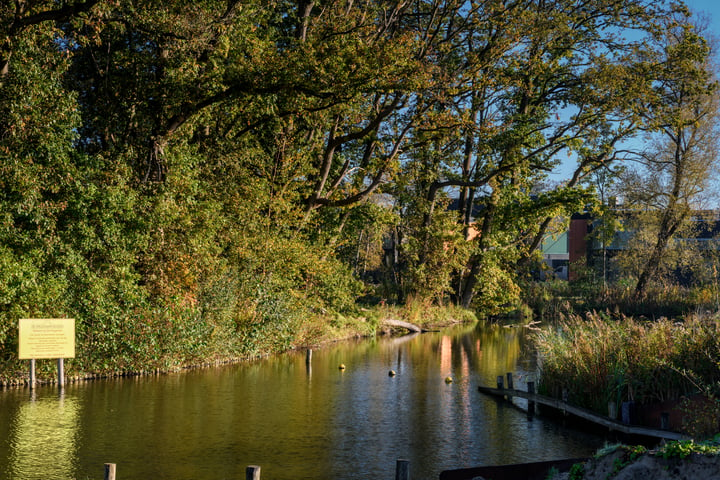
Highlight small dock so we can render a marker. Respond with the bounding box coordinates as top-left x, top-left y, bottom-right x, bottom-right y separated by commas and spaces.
478, 374, 687, 441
